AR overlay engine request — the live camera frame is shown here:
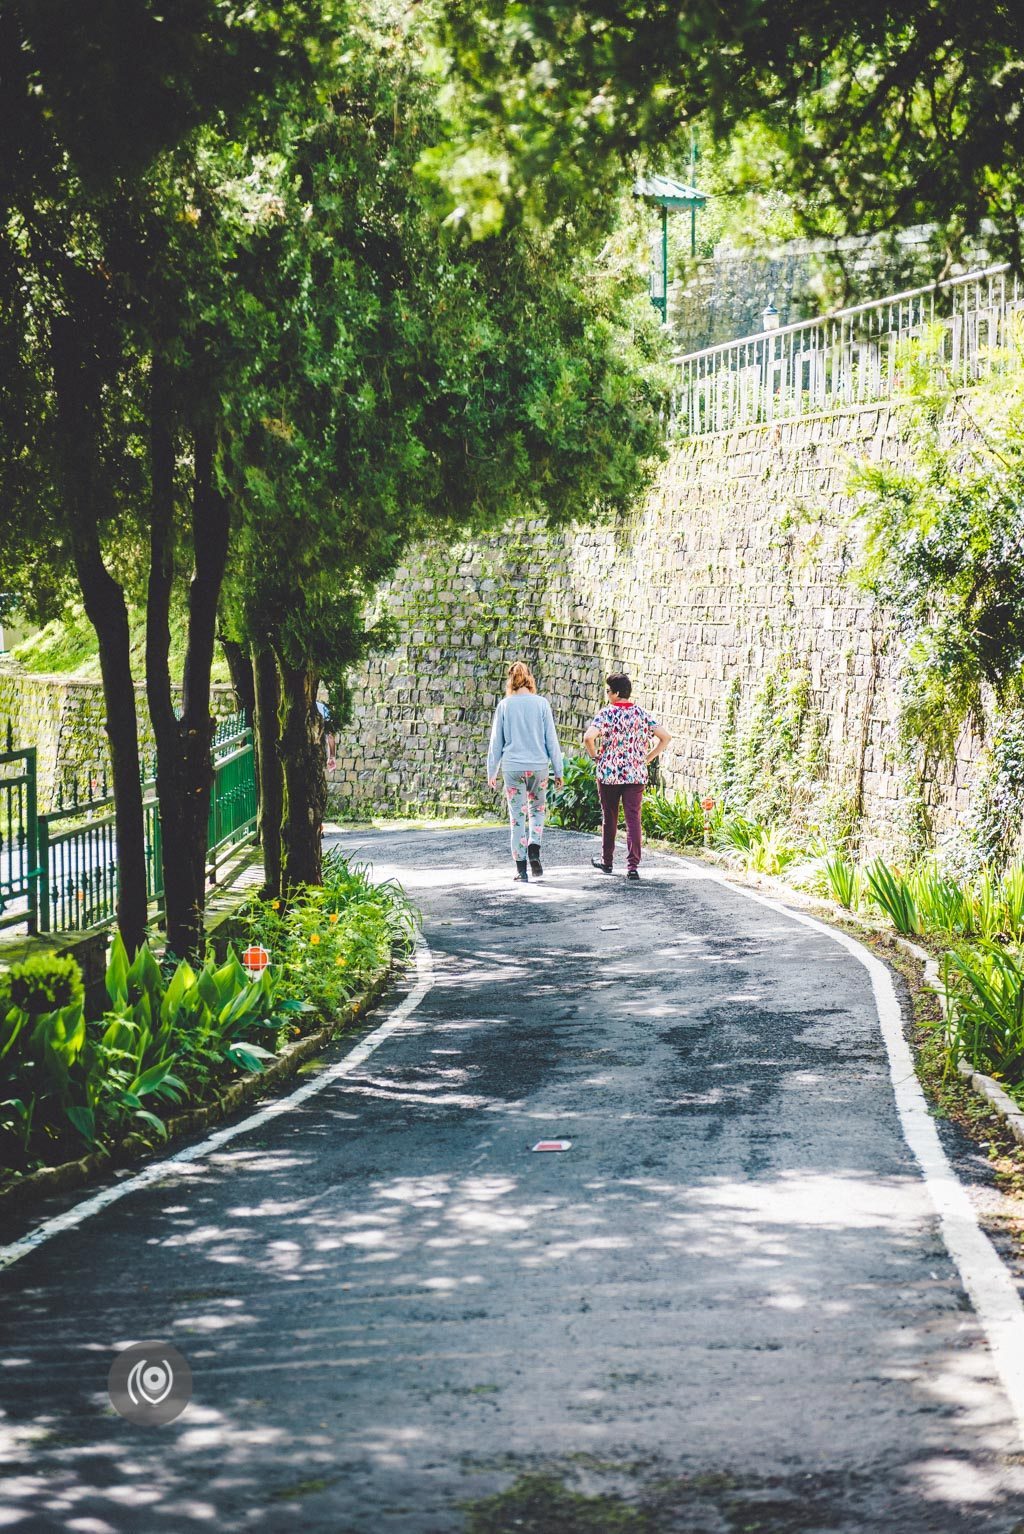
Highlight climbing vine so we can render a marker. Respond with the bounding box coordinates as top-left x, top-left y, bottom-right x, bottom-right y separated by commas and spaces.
712, 662, 847, 838
850, 329, 1024, 766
